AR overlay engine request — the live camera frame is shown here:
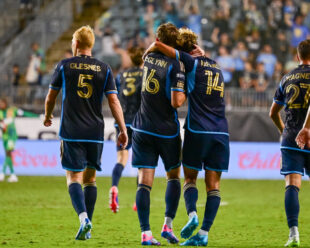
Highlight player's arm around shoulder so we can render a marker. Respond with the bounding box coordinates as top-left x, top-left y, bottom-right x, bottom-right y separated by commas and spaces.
171, 60, 187, 108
